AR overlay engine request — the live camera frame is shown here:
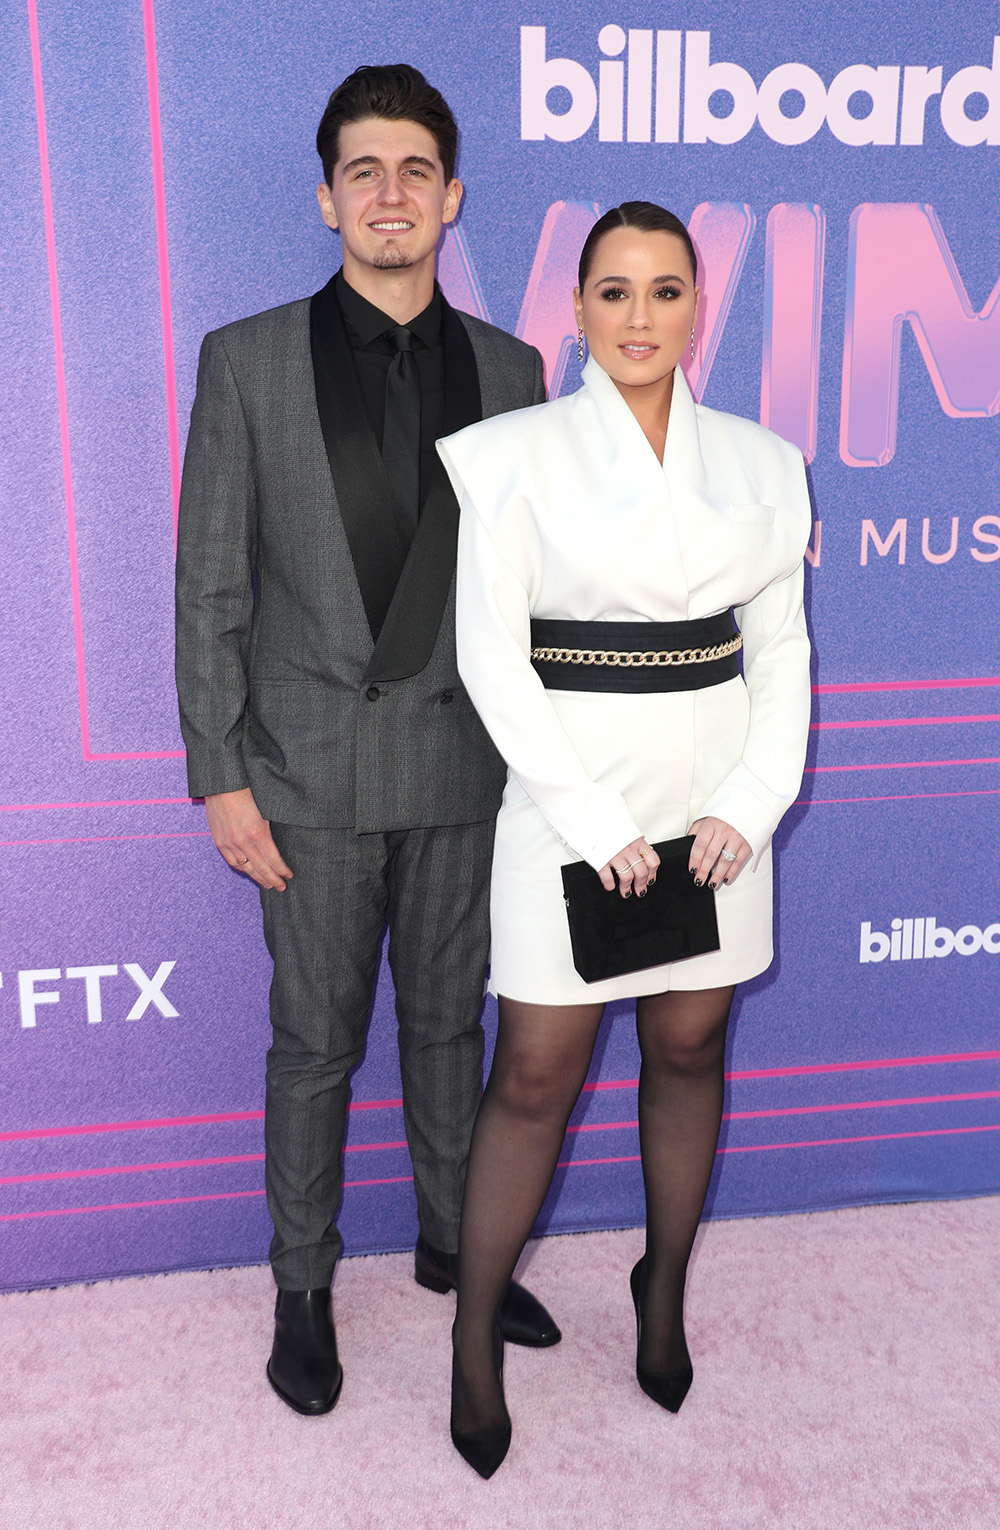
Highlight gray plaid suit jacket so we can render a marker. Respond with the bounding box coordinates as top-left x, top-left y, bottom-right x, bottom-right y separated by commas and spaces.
175, 289, 545, 831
